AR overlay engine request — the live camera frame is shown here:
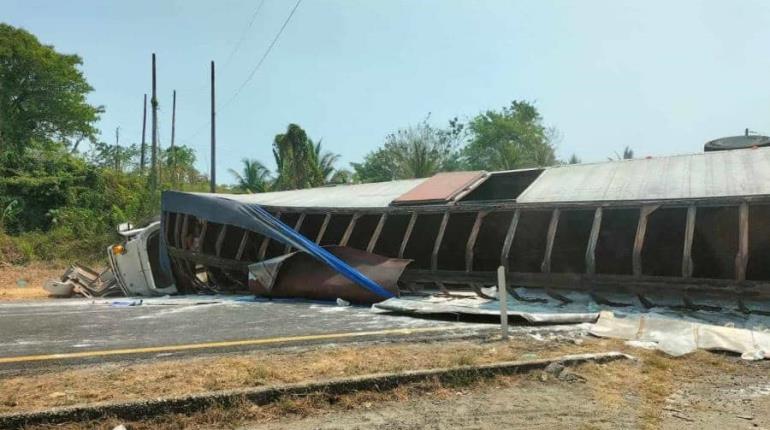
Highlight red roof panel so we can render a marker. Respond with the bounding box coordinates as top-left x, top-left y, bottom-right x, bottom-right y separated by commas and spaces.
391, 171, 488, 205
